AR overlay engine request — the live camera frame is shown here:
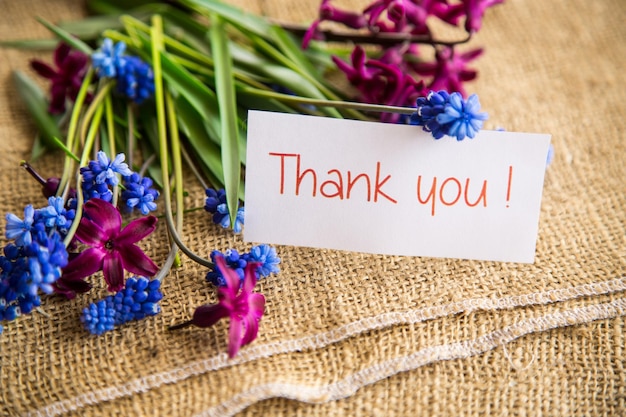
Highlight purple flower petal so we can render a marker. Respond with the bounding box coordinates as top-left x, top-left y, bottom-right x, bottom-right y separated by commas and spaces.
103, 252, 124, 292
215, 256, 241, 293
248, 293, 266, 319
227, 317, 243, 358
240, 312, 260, 346
54, 43, 71, 67
83, 198, 122, 237
74, 216, 108, 246
53, 275, 92, 299
30, 60, 57, 79
118, 244, 159, 277
192, 304, 230, 327
62, 247, 105, 281
115, 215, 158, 246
